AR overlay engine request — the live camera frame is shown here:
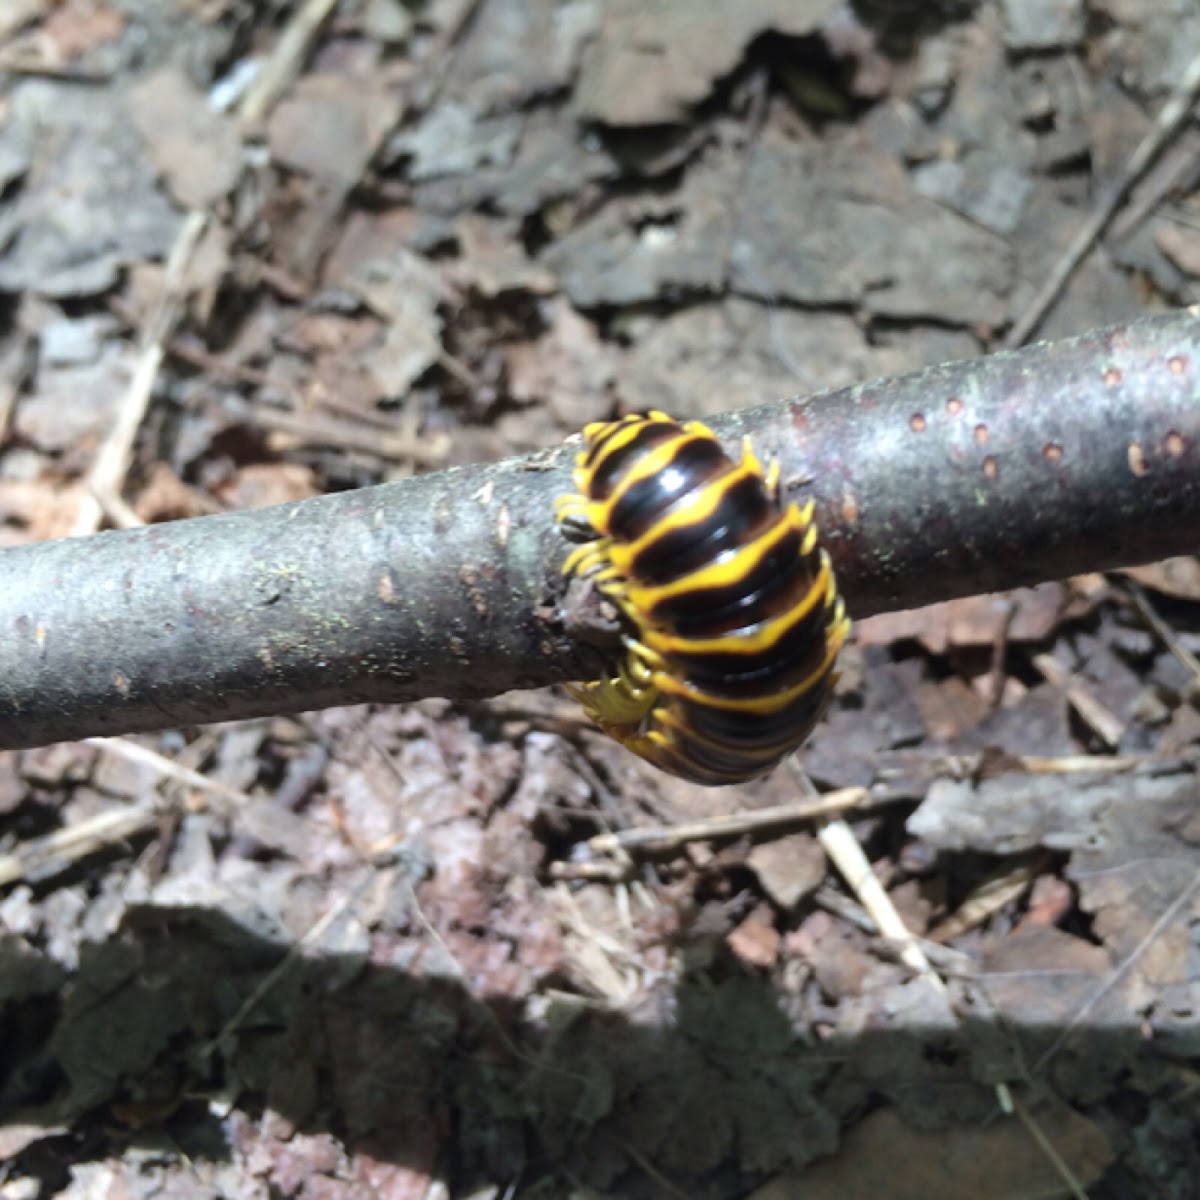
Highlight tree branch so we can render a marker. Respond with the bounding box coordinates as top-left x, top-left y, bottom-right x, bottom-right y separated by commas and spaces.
0, 310, 1197, 750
